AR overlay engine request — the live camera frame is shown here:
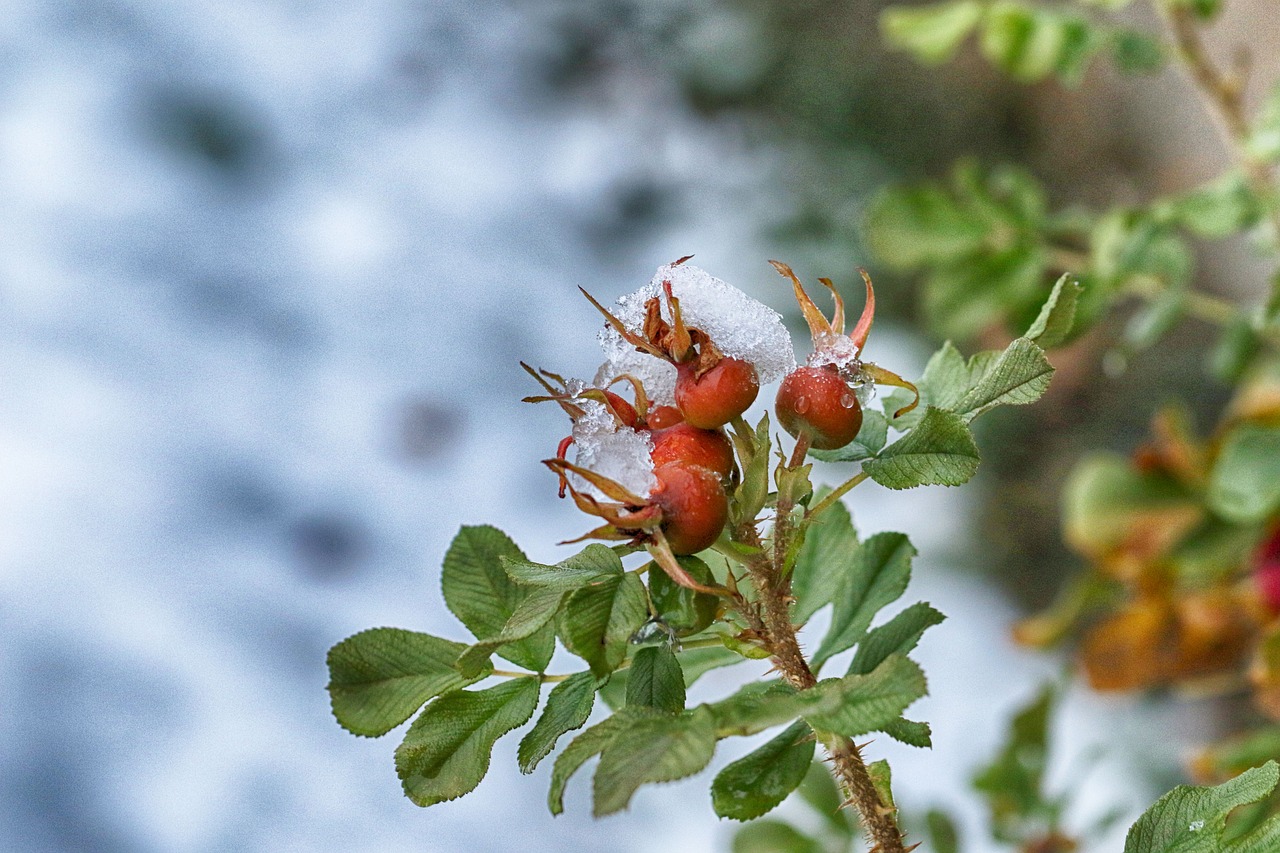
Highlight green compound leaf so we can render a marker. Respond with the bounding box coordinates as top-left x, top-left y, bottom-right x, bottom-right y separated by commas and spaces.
863, 408, 980, 491
394, 678, 540, 807
732, 820, 825, 853
708, 681, 807, 738
626, 645, 687, 714
790, 498, 859, 624
592, 707, 718, 816
979, 2, 1101, 86
456, 585, 568, 677
956, 337, 1054, 419
1124, 762, 1280, 853
517, 671, 601, 774
813, 533, 916, 666
1158, 172, 1263, 239
327, 628, 491, 737
712, 720, 815, 821
440, 525, 553, 672
559, 570, 648, 677
502, 543, 623, 588
548, 708, 658, 815
810, 409, 889, 463
1026, 274, 1083, 348
849, 601, 946, 676
1208, 424, 1280, 524
880, 0, 984, 65
883, 717, 933, 748
804, 655, 929, 739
